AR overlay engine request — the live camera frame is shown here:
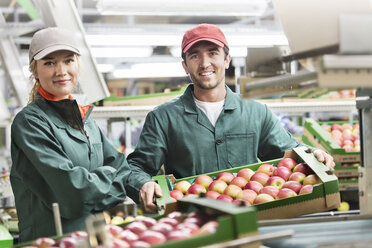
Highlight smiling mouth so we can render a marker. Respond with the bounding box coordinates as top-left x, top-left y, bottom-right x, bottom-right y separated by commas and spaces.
54, 79, 70, 84
200, 72, 213, 76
